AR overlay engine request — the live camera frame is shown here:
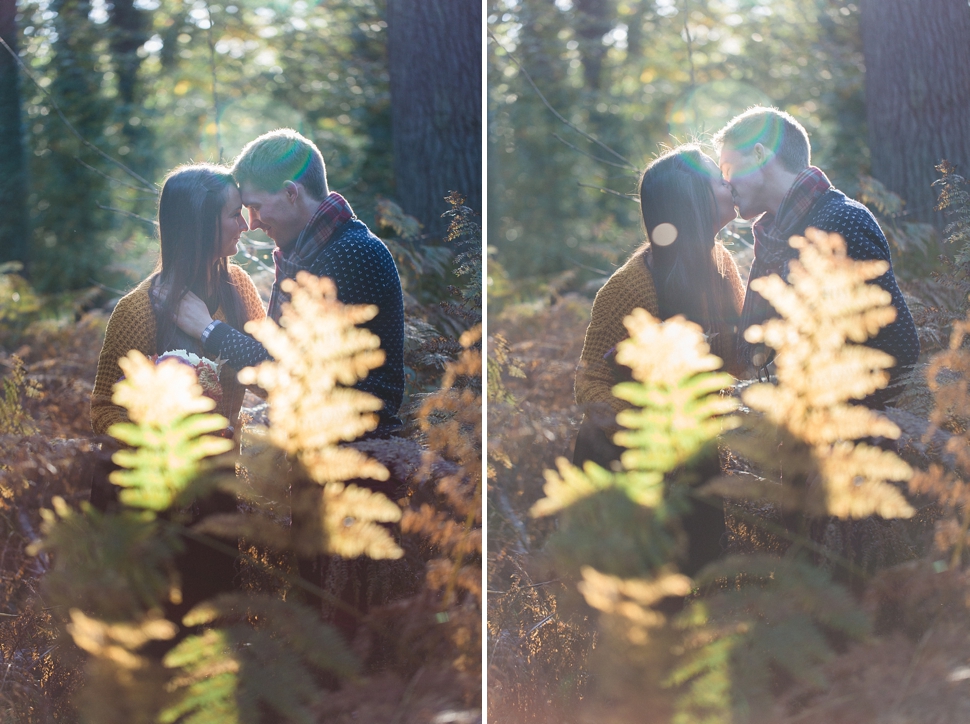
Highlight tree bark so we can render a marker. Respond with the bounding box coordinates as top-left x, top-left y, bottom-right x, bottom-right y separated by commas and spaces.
861, 0, 970, 228
0, 0, 30, 268
386, 0, 481, 239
